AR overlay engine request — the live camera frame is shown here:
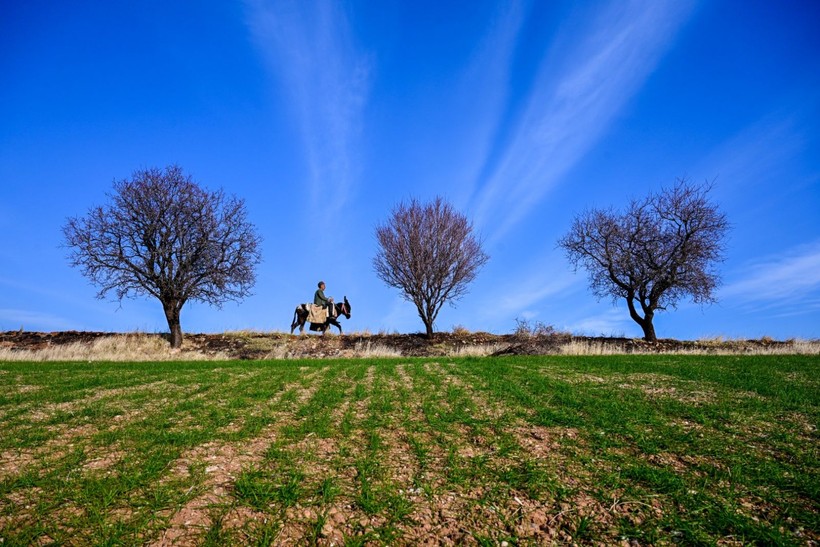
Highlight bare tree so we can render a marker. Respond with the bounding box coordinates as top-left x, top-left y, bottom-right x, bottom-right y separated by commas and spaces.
373, 197, 489, 337
63, 165, 262, 348
558, 179, 729, 342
